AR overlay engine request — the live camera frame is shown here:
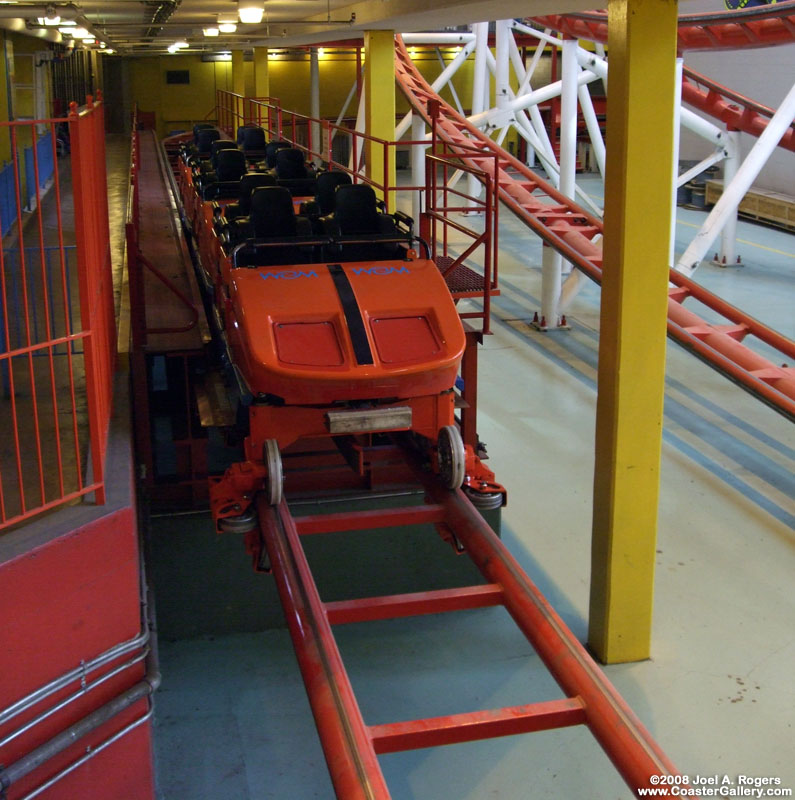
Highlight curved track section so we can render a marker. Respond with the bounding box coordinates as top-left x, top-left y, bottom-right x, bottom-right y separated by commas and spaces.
394, 36, 795, 421
532, 6, 795, 151
680, 66, 795, 153
532, 3, 795, 51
